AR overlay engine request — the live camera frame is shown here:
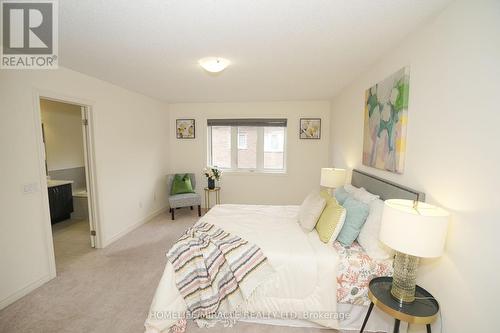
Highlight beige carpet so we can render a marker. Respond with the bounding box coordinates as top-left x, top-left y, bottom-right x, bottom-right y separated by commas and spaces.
51, 218, 94, 268
0, 209, 335, 333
